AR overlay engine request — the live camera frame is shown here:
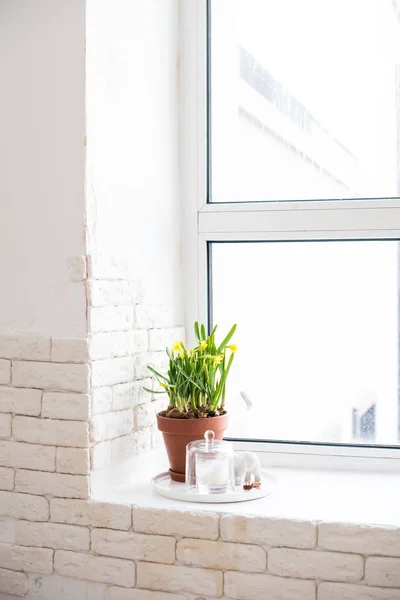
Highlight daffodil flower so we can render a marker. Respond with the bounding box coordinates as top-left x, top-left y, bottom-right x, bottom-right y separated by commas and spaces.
213, 354, 224, 365
145, 322, 237, 415
172, 341, 181, 353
